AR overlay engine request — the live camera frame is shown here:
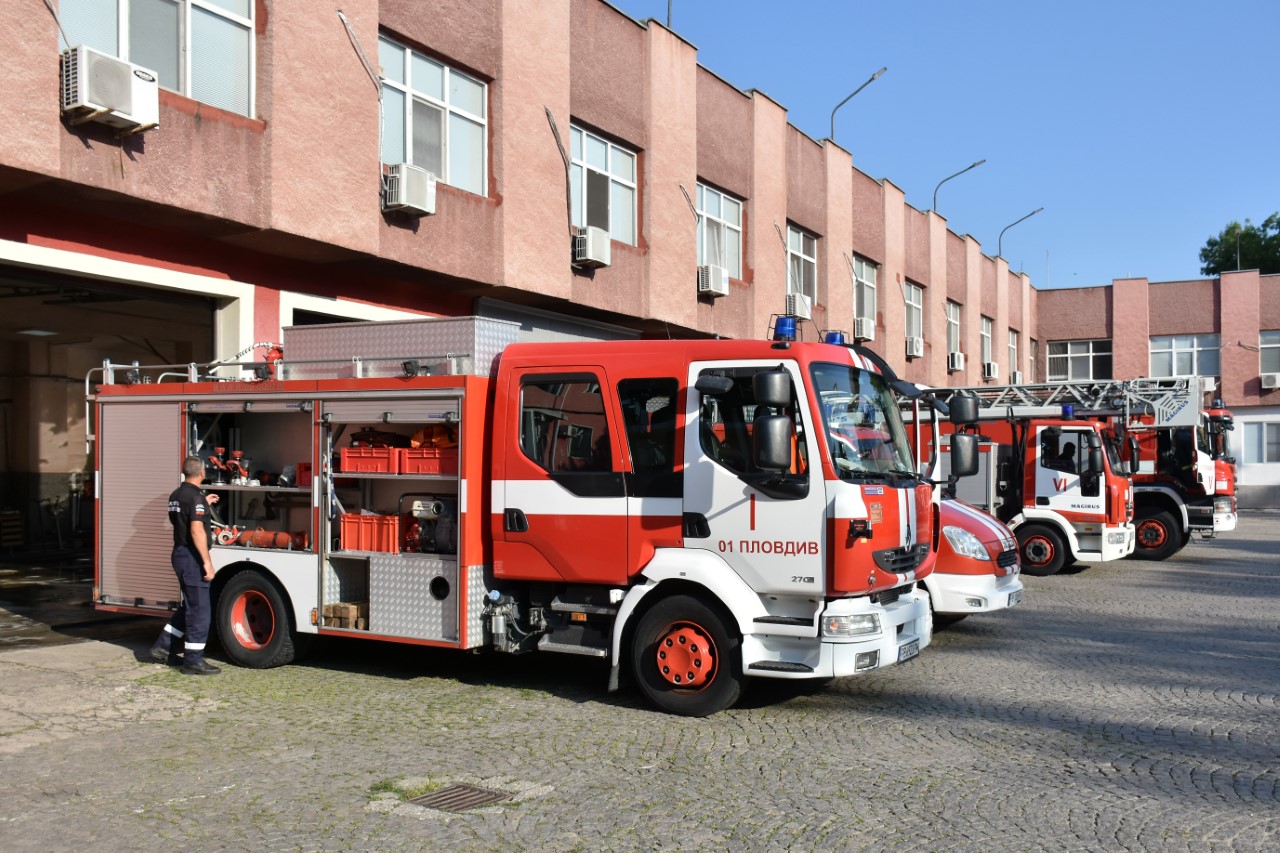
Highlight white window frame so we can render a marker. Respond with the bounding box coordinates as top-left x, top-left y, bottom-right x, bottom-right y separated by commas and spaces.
1242, 421, 1280, 464
945, 301, 961, 354
1048, 339, 1112, 381
1008, 329, 1019, 375
696, 183, 742, 279
1030, 338, 1039, 382
853, 256, 878, 323
1150, 334, 1220, 378
980, 316, 993, 365
1260, 330, 1280, 374
787, 225, 818, 302
59, 0, 256, 117
904, 282, 923, 340
379, 35, 489, 197
570, 125, 637, 246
